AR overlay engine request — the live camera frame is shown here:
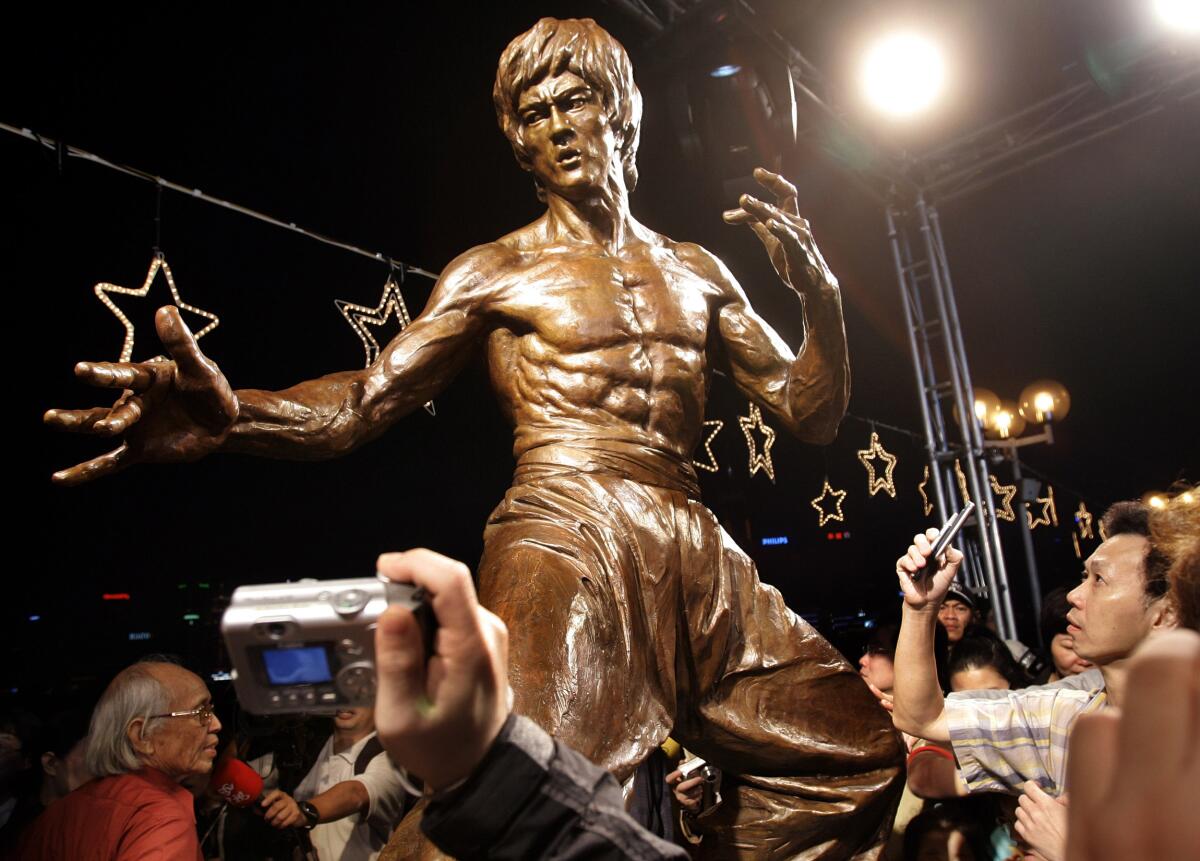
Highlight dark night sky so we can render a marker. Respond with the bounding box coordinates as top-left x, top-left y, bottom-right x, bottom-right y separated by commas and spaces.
6, 1, 1198, 698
